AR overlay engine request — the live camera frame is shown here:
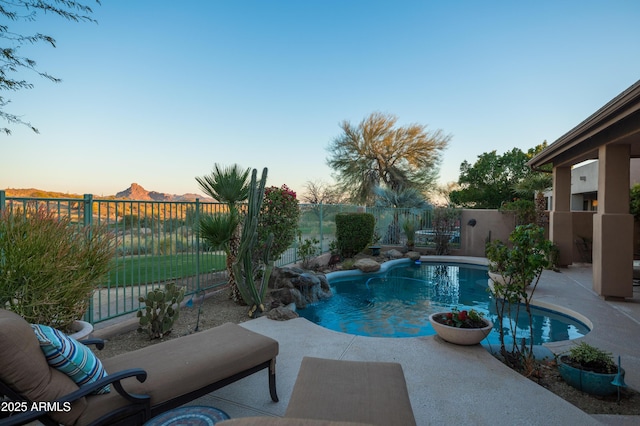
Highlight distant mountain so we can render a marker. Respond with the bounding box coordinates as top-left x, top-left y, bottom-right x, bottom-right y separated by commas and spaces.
4, 184, 216, 202
115, 183, 216, 202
